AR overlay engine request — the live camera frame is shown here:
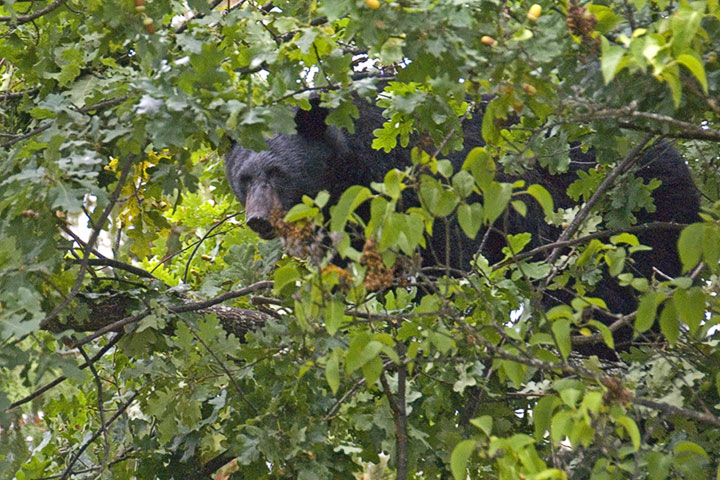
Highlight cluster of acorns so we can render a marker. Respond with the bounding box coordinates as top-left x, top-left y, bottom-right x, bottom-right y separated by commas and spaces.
134, 0, 155, 34
481, 4, 542, 47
